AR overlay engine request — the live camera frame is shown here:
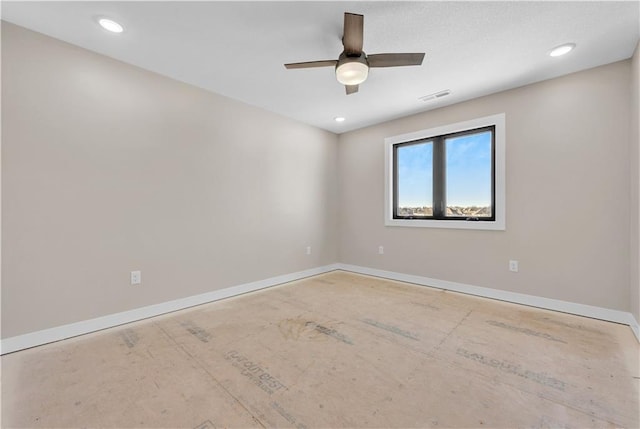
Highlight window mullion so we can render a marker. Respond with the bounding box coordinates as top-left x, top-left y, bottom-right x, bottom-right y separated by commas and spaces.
433, 137, 445, 219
